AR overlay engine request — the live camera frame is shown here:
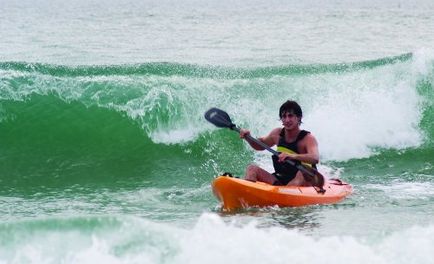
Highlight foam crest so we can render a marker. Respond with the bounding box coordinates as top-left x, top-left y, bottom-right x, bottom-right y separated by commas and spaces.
302, 62, 424, 161
176, 215, 434, 263
177, 214, 376, 263
1, 55, 432, 158
176, 213, 434, 264
412, 48, 434, 76
2, 214, 434, 264
0, 216, 179, 264
150, 127, 200, 144
367, 181, 434, 199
